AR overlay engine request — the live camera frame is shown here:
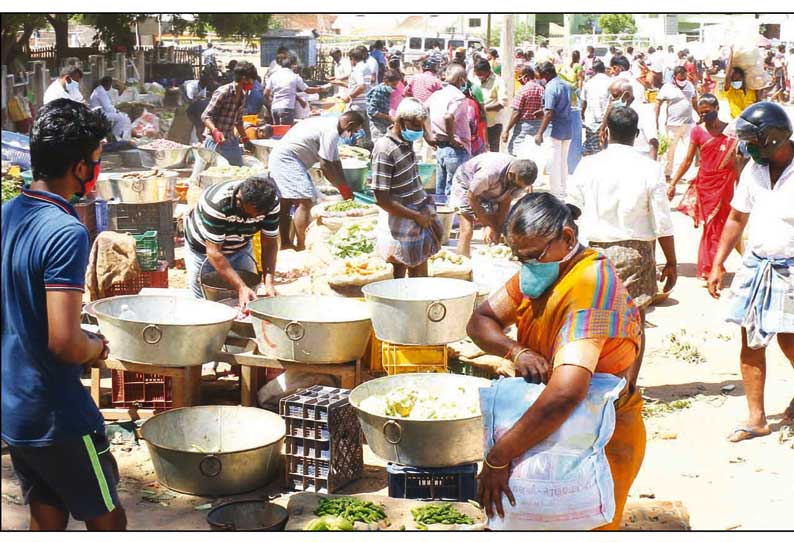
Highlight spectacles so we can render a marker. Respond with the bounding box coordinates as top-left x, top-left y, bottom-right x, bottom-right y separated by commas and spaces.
514, 236, 557, 264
